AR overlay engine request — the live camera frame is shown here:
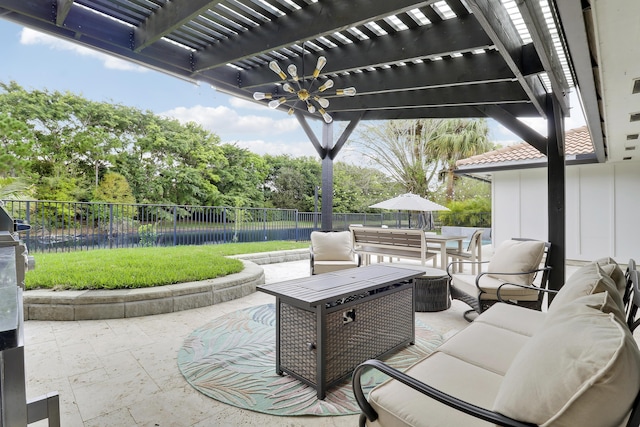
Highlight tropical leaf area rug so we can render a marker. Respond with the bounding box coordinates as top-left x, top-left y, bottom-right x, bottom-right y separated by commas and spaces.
177, 303, 443, 417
